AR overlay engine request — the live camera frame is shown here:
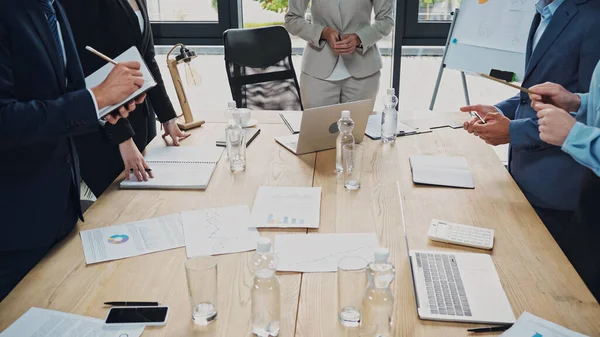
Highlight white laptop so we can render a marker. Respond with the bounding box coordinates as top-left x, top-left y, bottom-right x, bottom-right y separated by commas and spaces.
275, 99, 374, 155
408, 250, 515, 324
